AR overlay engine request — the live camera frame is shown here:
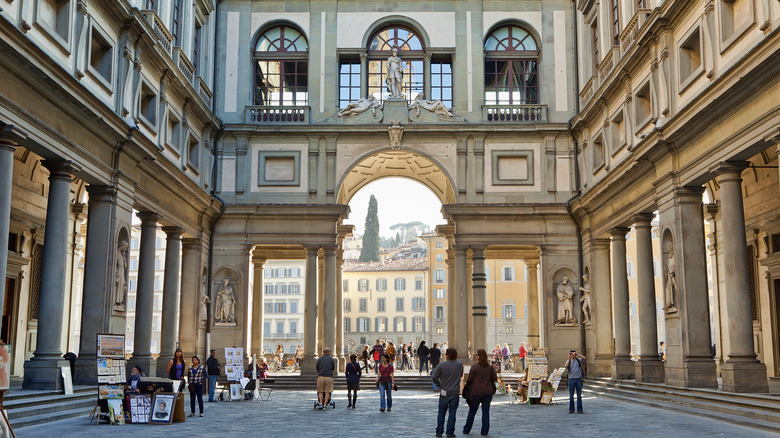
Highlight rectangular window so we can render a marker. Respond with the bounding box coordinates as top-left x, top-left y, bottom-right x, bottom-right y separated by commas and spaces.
506, 327, 514, 334
289, 321, 297, 334
155, 237, 162, 248
435, 305, 445, 320
264, 302, 273, 313
434, 289, 446, 299
679, 28, 702, 88
430, 58, 453, 108
396, 297, 404, 312
503, 304, 516, 318
129, 258, 138, 271
357, 317, 369, 332
263, 321, 270, 333
274, 302, 286, 313
339, 59, 361, 108
394, 278, 406, 291
172, 0, 183, 46
276, 268, 286, 277
152, 317, 160, 332
289, 267, 301, 277
359, 298, 367, 312
412, 297, 425, 311
434, 269, 445, 283
415, 275, 423, 290
154, 258, 161, 270
413, 316, 424, 332
89, 26, 113, 84
436, 254, 444, 262
436, 327, 444, 334
376, 317, 387, 331
503, 267, 514, 281
610, 0, 621, 46
264, 284, 273, 294
254, 60, 308, 106
264, 268, 274, 277
344, 298, 351, 312
344, 317, 351, 333
358, 279, 369, 292
368, 58, 423, 103
484, 60, 539, 105
193, 24, 202, 74
128, 279, 136, 291
276, 321, 284, 334
377, 298, 386, 312
290, 302, 298, 314
127, 297, 136, 311
153, 277, 161, 291
436, 242, 443, 248
377, 278, 387, 291
131, 238, 139, 249
38, 0, 71, 42
635, 81, 652, 128
343, 279, 349, 292
139, 82, 157, 127
153, 295, 161, 311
